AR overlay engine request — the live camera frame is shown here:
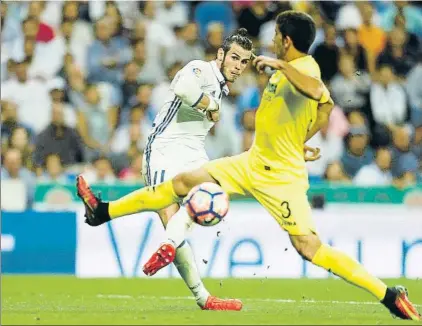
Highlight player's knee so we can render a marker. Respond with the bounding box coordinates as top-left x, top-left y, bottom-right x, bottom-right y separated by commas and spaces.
172, 168, 215, 197
290, 234, 322, 262
173, 173, 195, 197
